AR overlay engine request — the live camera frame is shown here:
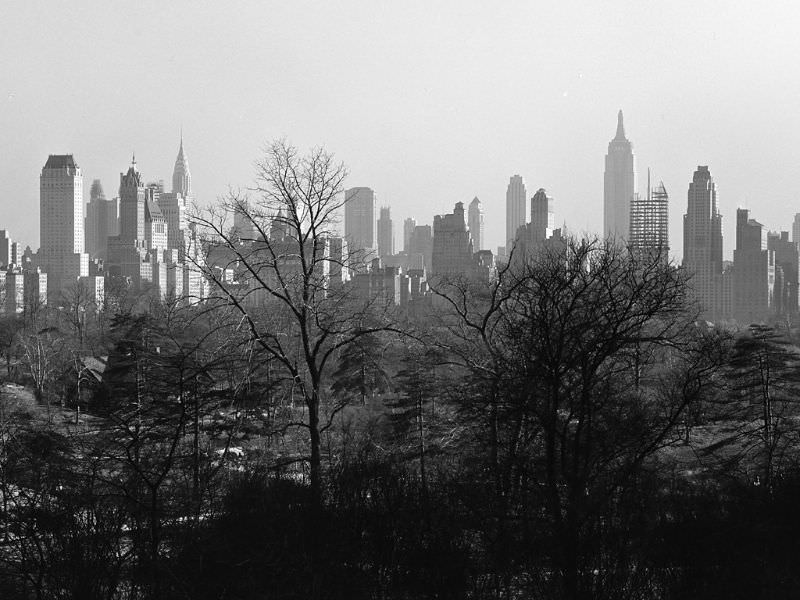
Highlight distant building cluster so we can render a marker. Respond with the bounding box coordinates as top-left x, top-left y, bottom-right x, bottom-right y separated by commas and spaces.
0, 138, 204, 314
10, 110, 798, 323
105, 140, 202, 302
600, 111, 795, 325
340, 189, 492, 310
